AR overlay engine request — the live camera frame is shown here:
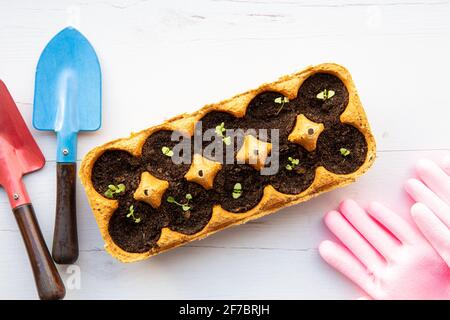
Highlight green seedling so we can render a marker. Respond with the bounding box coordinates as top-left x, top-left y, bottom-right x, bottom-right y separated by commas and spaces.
104, 183, 126, 199
126, 205, 141, 223
285, 156, 300, 171
316, 89, 335, 101
274, 96, 289, 115
340, 148, 351, 157
167, 193, 193, 212
161, 146, 174, 157
215, 122, 231, 145
232, 183, 243, 199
